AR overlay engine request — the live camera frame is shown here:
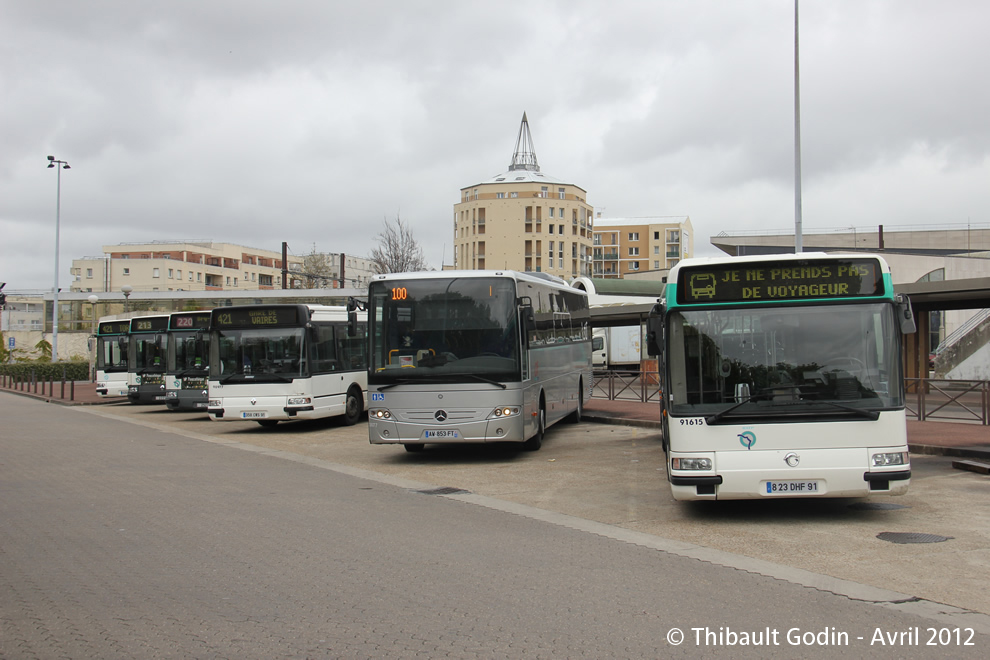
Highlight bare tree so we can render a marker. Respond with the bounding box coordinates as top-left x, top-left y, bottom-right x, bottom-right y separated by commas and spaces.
369, 215, 429, 274
302, 244, 336, 288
